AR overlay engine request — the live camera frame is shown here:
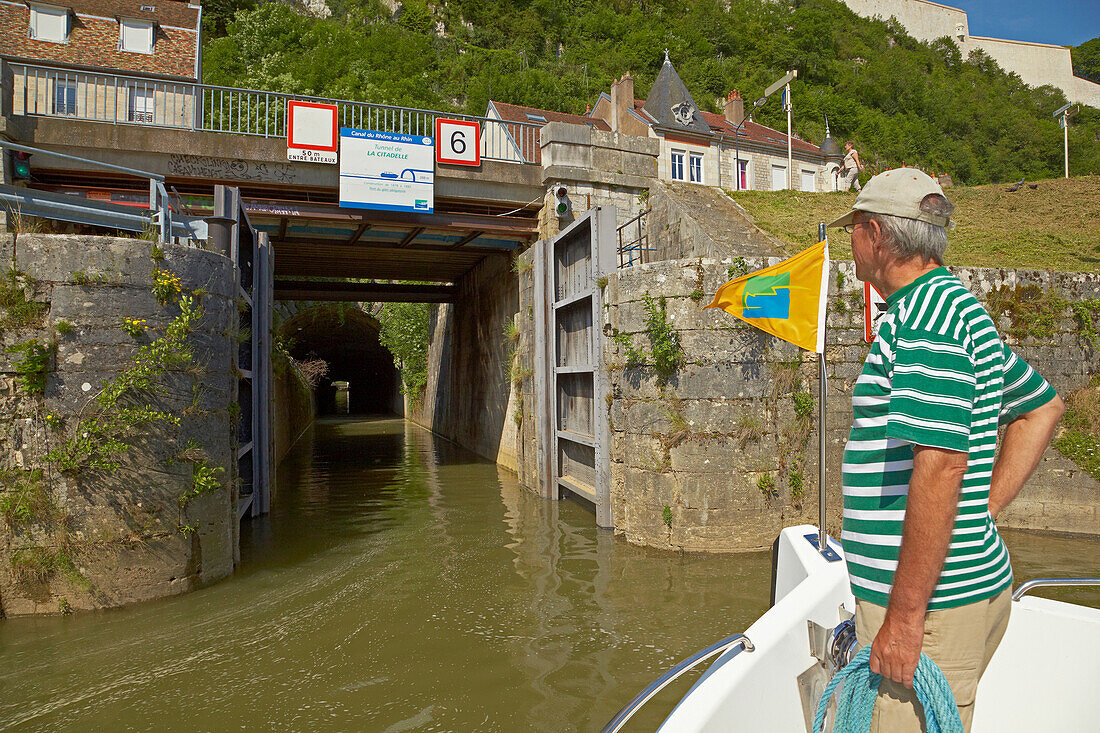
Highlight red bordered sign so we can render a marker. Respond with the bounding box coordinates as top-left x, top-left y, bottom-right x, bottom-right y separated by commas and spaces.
288, 100, 339, 152
435, 118, 480, 166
